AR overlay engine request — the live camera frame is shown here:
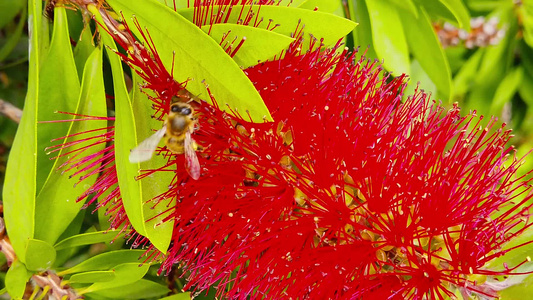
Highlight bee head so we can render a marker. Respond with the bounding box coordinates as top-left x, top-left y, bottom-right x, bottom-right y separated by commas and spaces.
170, 103, 193, 116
